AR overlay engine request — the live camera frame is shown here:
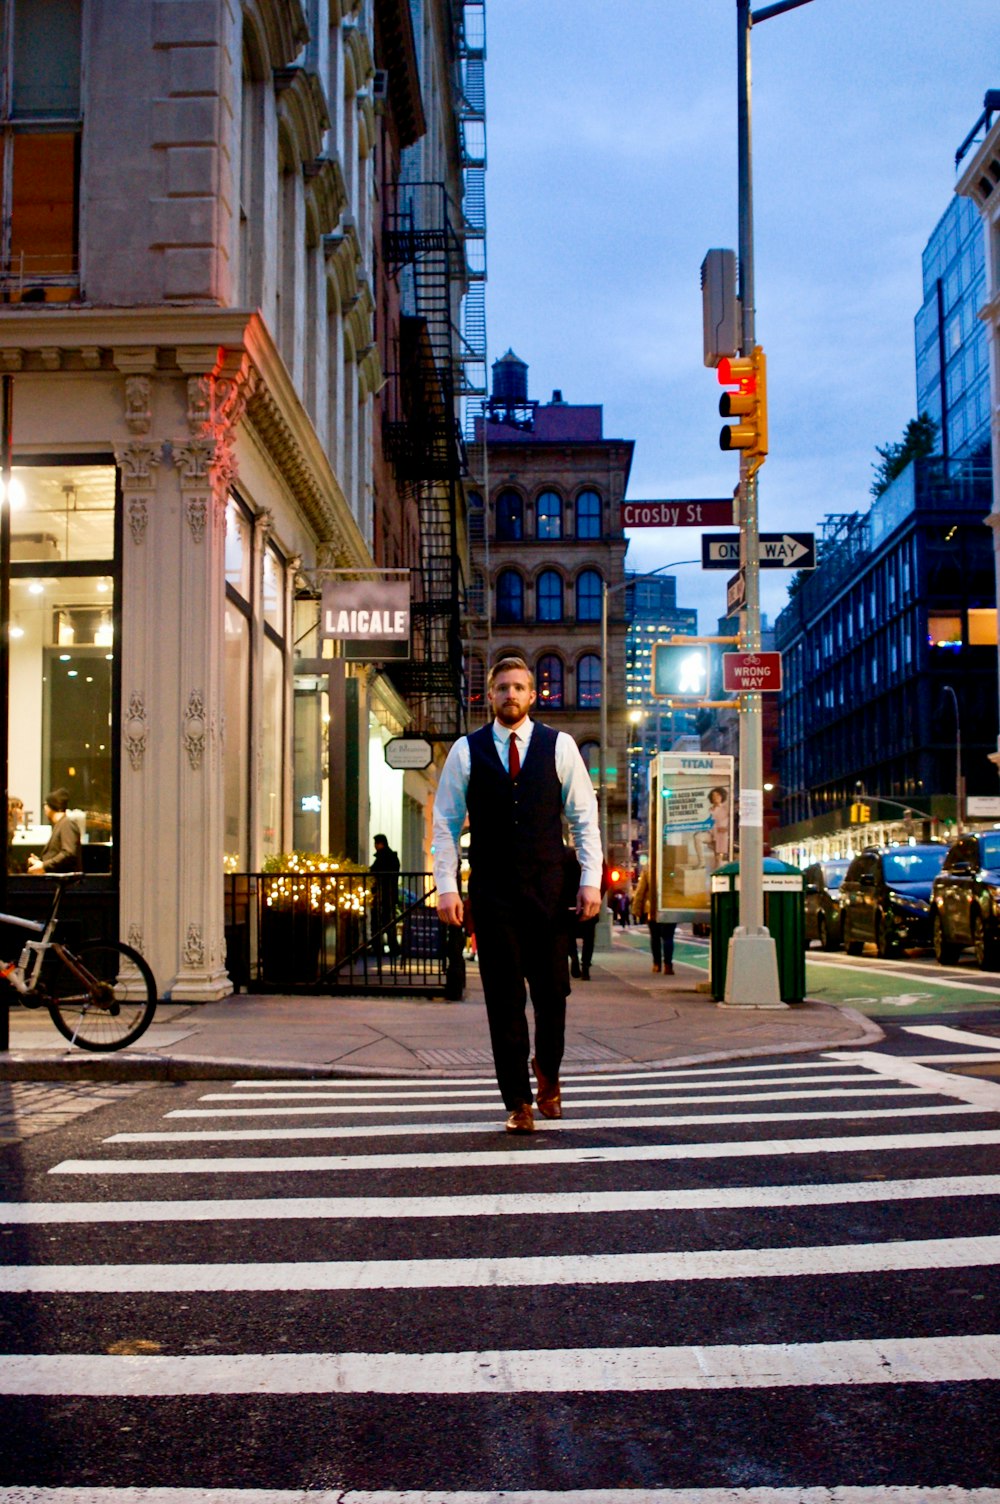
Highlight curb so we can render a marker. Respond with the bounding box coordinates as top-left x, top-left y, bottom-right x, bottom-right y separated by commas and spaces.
0, 1005, 884, 1082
